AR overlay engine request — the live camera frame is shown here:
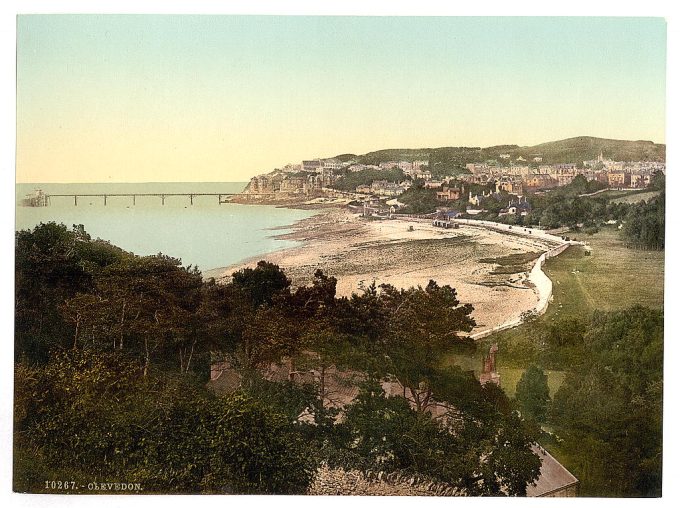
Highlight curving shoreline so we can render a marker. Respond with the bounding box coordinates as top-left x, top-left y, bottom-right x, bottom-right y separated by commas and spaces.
208, 208, 579, 338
